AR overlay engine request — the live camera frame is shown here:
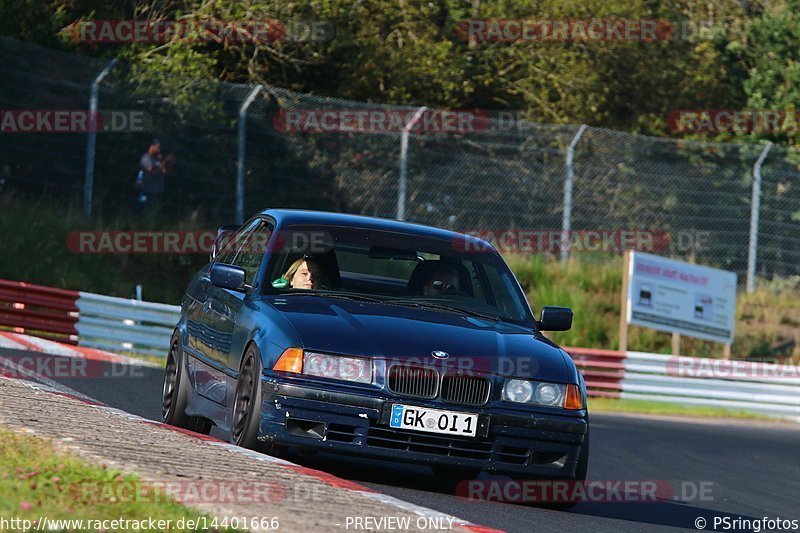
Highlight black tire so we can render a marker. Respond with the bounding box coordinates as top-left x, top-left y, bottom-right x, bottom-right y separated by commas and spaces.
162, 332, 213, 435
162, 332, 191, 427
431, 465, 481, 481
231, 344, 264, 450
